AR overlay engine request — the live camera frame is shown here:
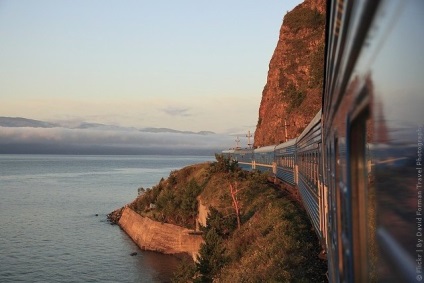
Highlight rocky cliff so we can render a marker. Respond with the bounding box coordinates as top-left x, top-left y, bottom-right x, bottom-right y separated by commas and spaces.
254, 0, 326, 147
118, 207, 203, 261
